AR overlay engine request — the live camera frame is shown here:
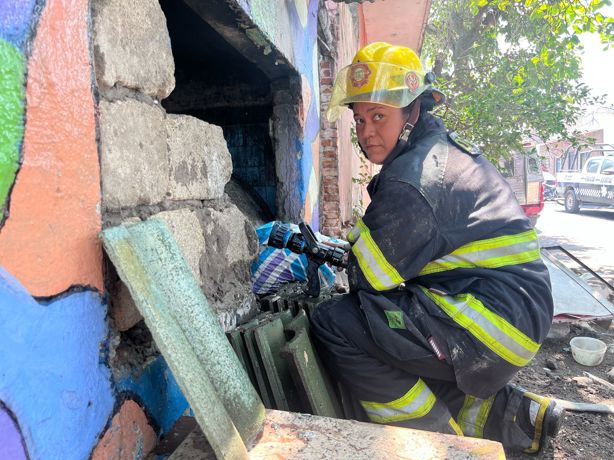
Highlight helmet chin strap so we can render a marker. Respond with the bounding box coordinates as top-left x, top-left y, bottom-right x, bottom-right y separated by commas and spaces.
398, 100, 421, 143
398, 120, 415, 143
